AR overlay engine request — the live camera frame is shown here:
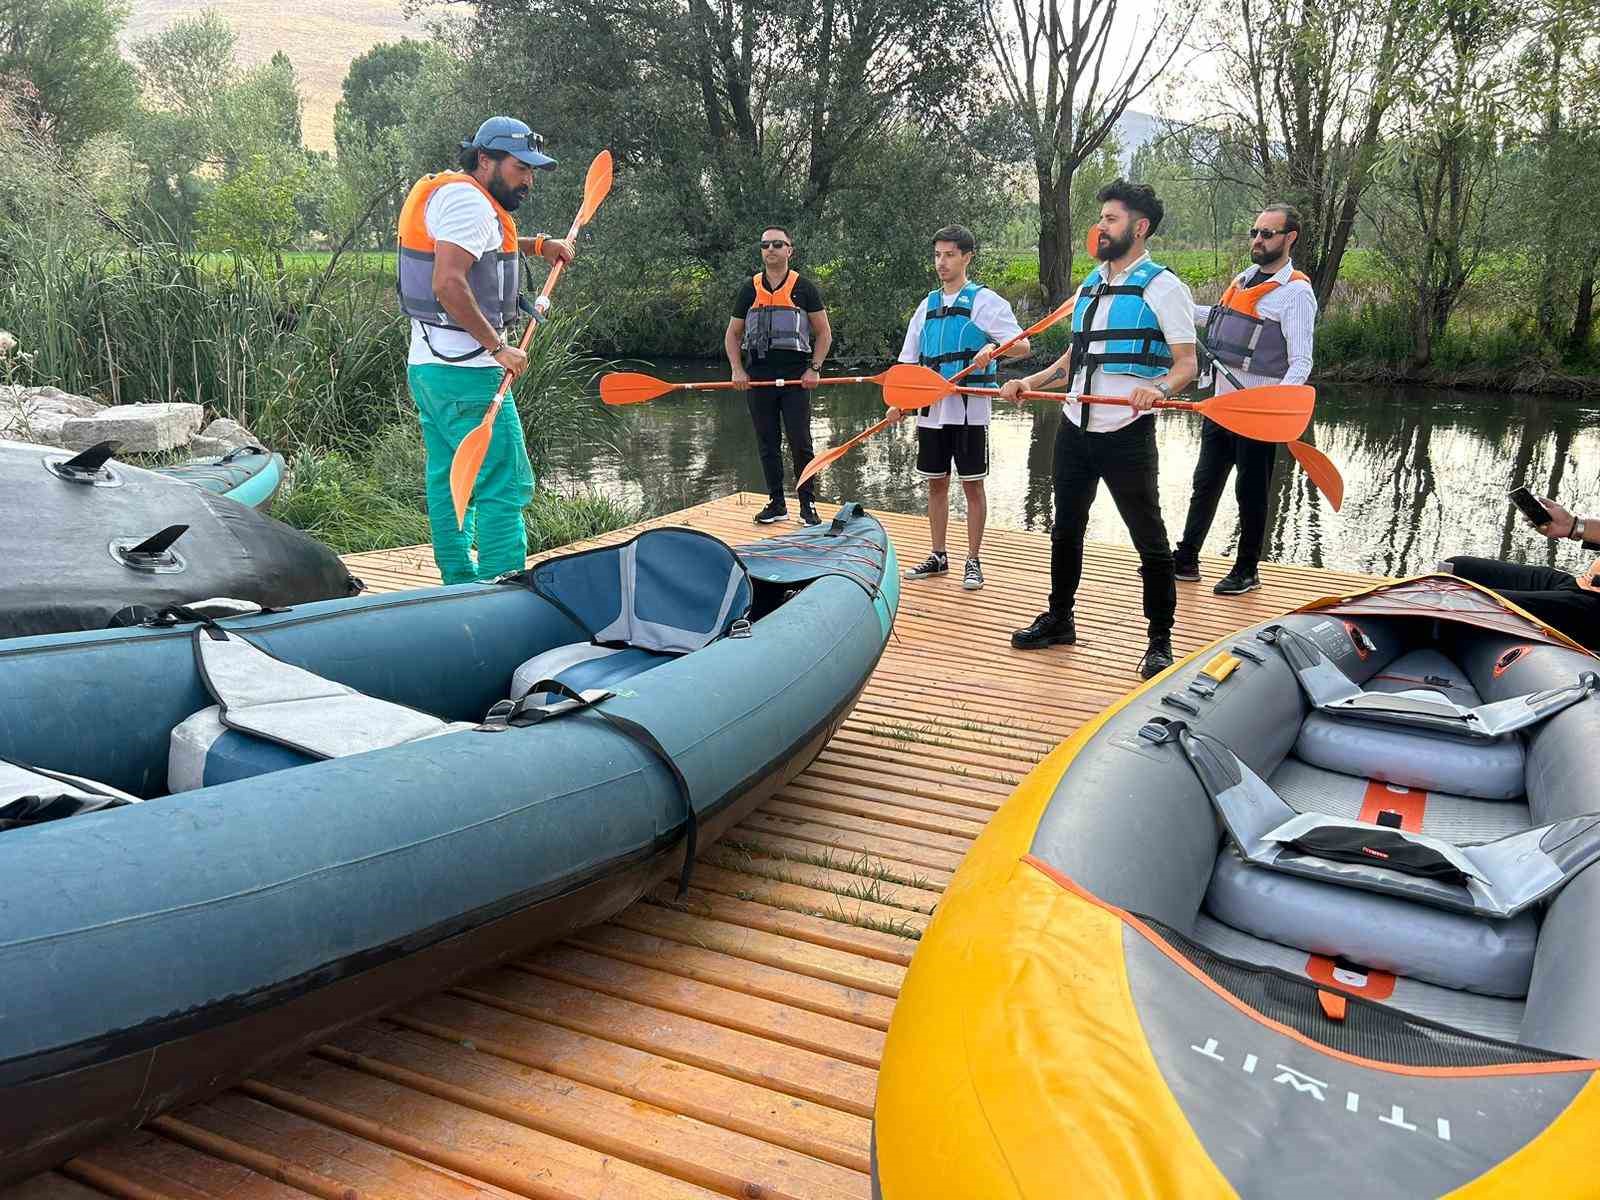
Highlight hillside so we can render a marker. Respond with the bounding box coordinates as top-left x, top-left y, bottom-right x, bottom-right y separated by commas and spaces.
122, 1, 430, 151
